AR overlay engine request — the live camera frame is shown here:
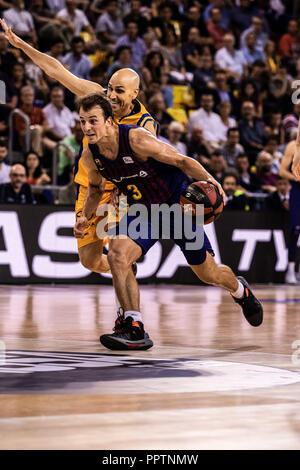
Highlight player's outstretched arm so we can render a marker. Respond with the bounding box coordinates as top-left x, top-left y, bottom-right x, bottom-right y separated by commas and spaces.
74, 148, 106, 239
129, 127, 226, 203
0, 19, 104, 98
